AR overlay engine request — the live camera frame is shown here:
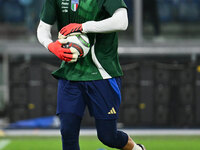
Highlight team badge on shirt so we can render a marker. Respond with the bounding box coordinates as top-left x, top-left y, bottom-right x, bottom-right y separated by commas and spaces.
71, 0, 79, 12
